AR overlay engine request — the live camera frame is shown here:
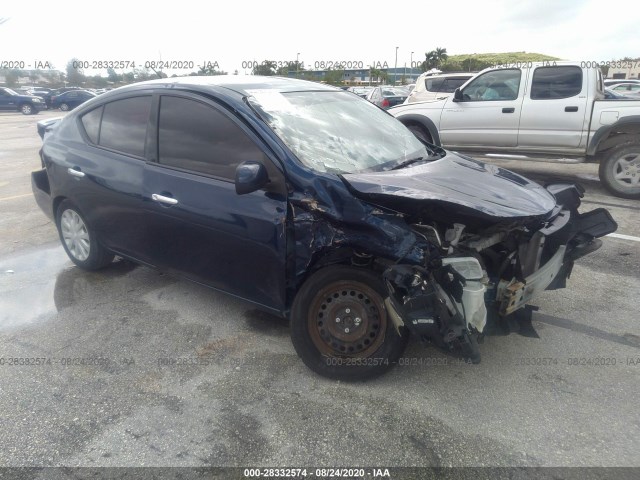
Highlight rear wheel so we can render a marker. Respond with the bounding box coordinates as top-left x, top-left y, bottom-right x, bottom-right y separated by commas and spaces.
599, 143, 640, 199
59, 103, 70, 111
56, 200, 114, 270
406, 123, 433, 144
290, 266, 409, 380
